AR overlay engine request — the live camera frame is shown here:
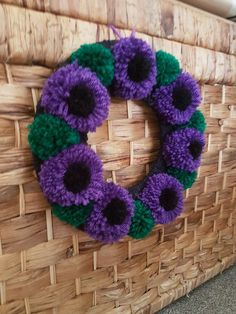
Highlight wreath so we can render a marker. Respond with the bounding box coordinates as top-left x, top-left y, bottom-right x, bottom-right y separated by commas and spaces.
28, 30, 206, 243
